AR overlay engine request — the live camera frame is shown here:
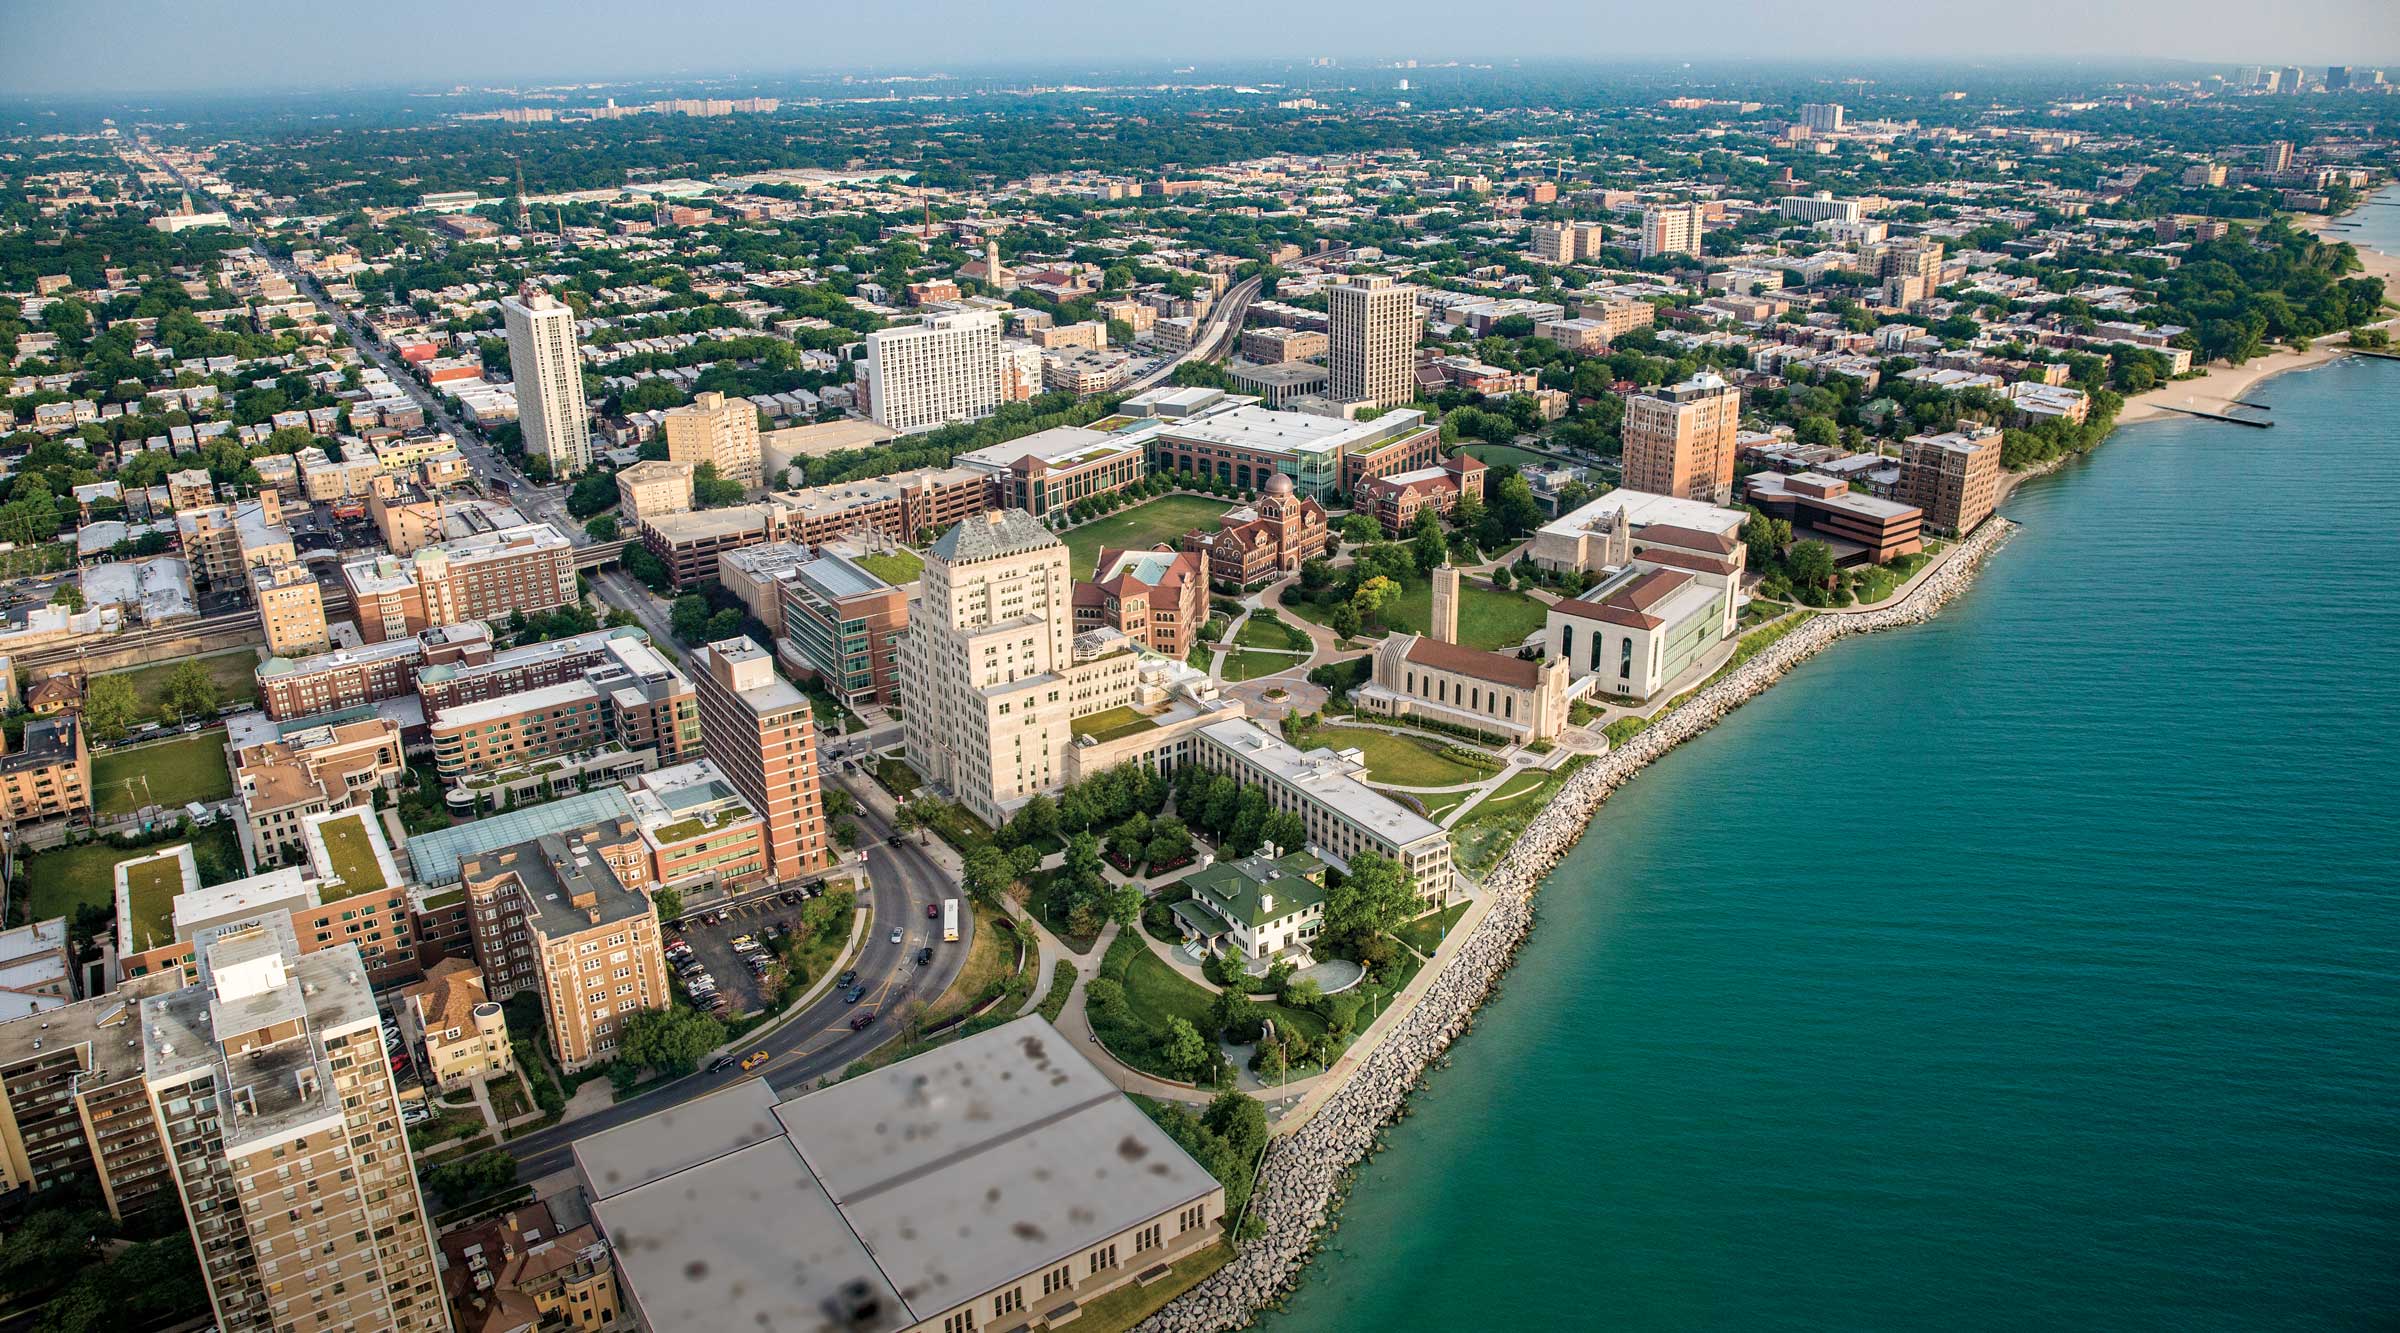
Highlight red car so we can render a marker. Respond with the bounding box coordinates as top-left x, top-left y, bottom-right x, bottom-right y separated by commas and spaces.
925, 902, 940, 919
